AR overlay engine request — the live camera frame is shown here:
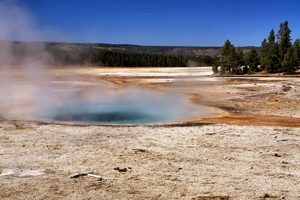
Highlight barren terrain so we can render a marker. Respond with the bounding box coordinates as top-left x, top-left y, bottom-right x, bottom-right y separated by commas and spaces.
1, 67, 300, 199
